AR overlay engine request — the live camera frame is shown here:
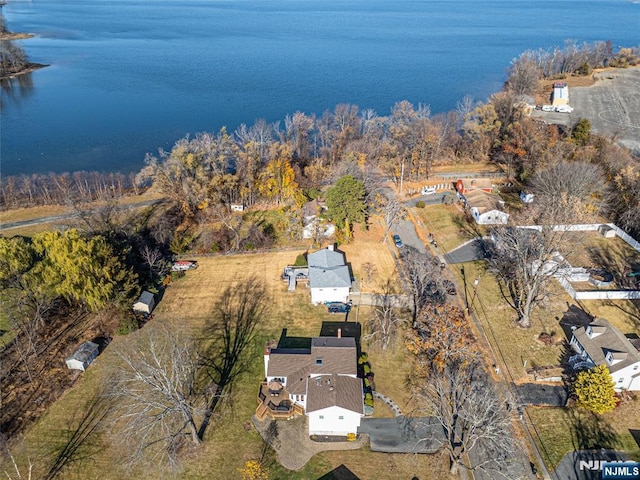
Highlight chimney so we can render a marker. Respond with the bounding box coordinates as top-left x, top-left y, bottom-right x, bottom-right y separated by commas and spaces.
337, 328, 342, 339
